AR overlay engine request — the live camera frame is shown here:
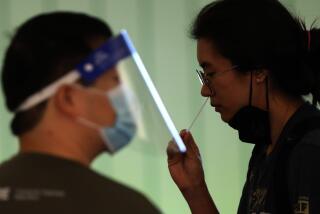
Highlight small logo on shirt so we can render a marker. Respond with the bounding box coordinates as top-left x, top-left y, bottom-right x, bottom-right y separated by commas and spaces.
250, 188, 268, 211
294, 196, 309, 214
0, 187, 11, 201
14, 188, 66, 201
